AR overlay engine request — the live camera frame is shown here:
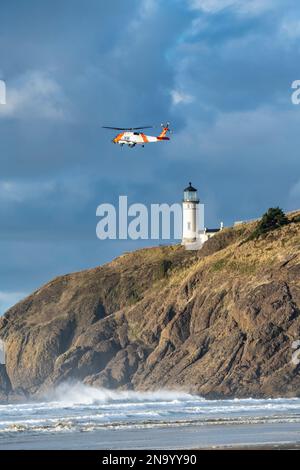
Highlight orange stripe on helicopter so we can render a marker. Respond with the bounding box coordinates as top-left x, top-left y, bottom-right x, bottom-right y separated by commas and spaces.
141, 133, 149, 143
114, 132, 124, 143
158, 127, 168, 138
